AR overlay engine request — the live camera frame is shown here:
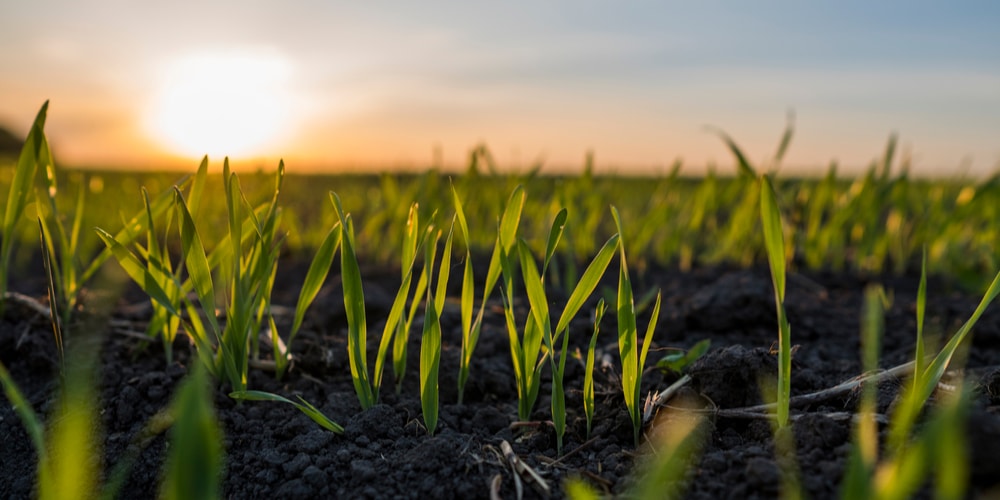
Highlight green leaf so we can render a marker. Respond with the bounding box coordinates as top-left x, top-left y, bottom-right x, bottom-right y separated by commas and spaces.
914, 249, 928, 380
499, 185, 526, 252
174, 188, 219, 336
657, 338, 711, 373
95, 228, 179, 317
161, 367, 223, 500
331, 193, 374, 409
554, 233, 618, 336
706, 125, 757, 178
419, 295, 441, 435
0, 361, 46, 463
760, 175, 786, 302
584, 299, 606, 438
542, 208, 568, 275
290, 225, 341, 342
229, 390, 344, 433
